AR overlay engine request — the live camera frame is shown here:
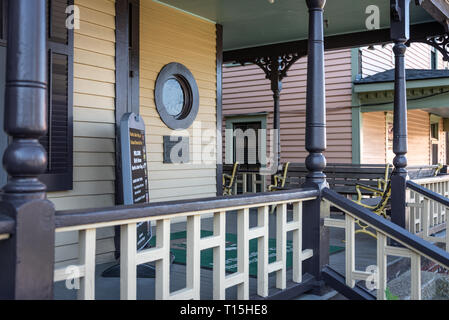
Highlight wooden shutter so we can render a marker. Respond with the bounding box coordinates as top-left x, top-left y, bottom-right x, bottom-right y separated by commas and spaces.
39, 0, 74, 191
